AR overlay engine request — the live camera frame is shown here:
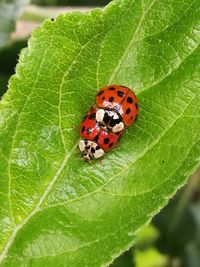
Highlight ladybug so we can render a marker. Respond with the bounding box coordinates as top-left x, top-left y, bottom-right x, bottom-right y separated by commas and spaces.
79, 108, 123, 161
95, 85, 139, 132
